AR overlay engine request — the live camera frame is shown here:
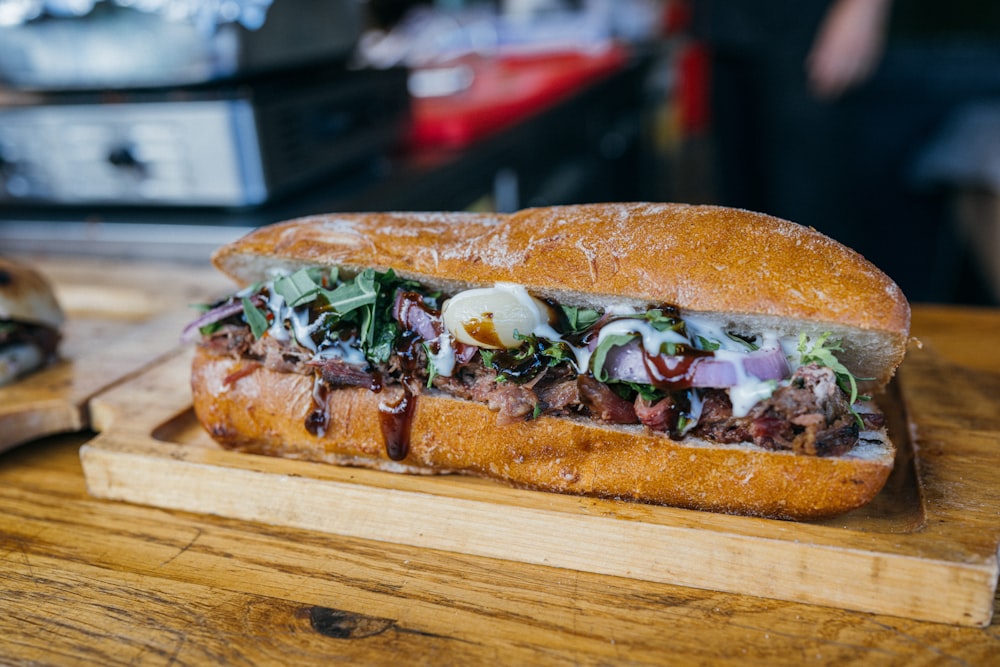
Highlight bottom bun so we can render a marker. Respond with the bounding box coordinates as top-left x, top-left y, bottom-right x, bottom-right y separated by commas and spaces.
191, 347, 896, 520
